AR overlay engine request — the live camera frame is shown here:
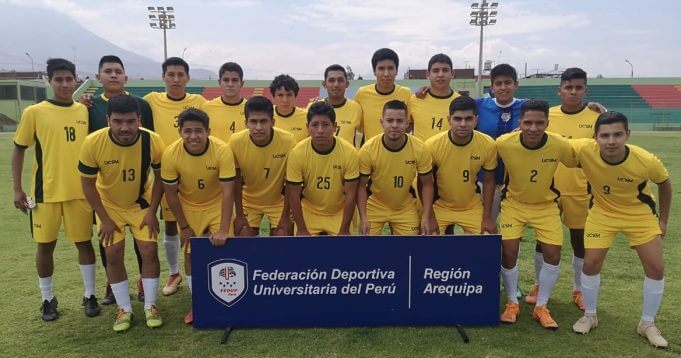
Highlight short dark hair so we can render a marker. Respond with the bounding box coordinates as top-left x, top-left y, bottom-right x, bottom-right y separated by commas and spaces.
490, 64, 518, 83
449, 96, 477, 116
307, 101, 336, 123
46, 58, 76, 80
324, 64, 347, 80
98, 55, 124, 71
428, 53, 453, 71
219, 62, 243, 80
520, 99, 549, 118
382, 100, 408, 117
560, 67, 587, 85
162, 57, 189, 75
178, 108, 210, 129
595, 111, 628, 133
371, 48, 399, 71
244, 96, 274, 119
269, 74, 299, 97
107, 94, 140, 115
